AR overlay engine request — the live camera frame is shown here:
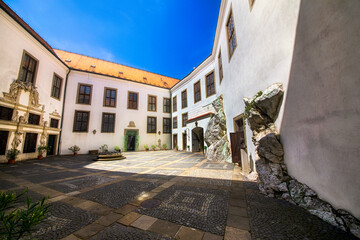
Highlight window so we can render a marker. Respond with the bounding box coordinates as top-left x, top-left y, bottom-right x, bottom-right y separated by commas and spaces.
173, 116, 178, 129
77, 84, 92, 104
128, 91, 138, 109
73, 111, 89, 132
102, 113, 115, 133
163, 98, 171, 113
23, 133, 37, 153
18, 52, 37, 84
181, 90, 187, 109
51, 74, 62, 99
28, 113, 40, 125
104, 88, 117, 107
173, 96, 177, 112
218, 51, 223, 83
227, 11, 237, 58
50, 118, 59, 128
163, 118, 171, 134
147, 117, 157, 133
194, 81, 201, 103
0, 106, 13, 121
182, 113, 188, 127
148, 95, 157, 112
0, 131, 9, 155
206, 71, 216, 97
